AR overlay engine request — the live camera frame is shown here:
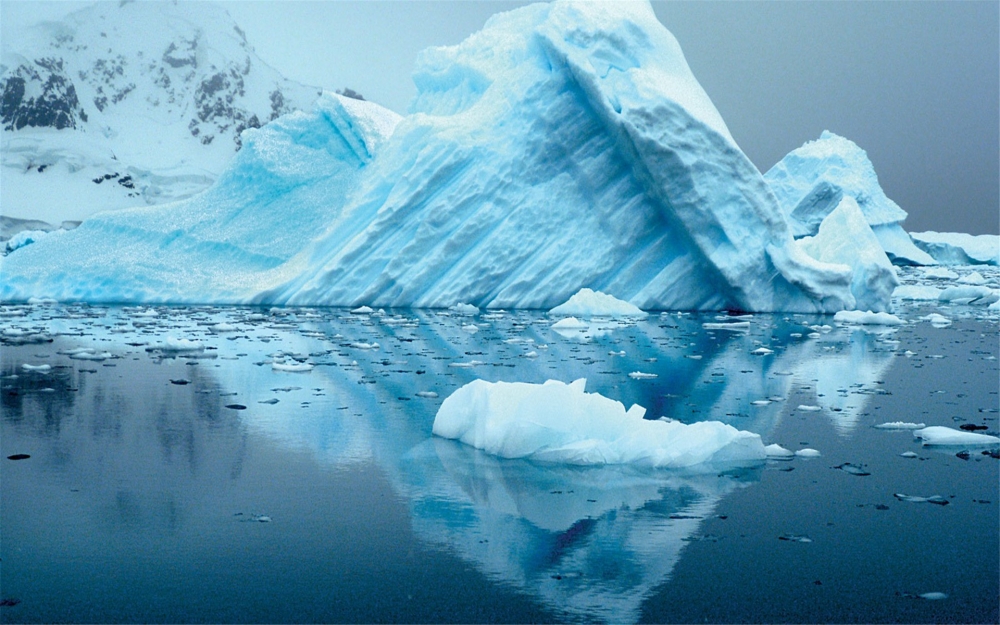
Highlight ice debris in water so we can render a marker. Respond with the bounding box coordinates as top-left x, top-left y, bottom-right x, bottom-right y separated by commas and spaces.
833, 310, 904, 326
894, 493, 949, 505
549, 288, 648, 319
958, 271, 987, 286
765, 444, 794, 459
922, 313, 951, 327
432, 378, 766, 468
874, 422, 926, 430
834, 463, 871, 476
551, 317, 588, 330
795, 448, 821, 458
628, 372, 658, 380
272, 360, 314, 373
797, 405, 822, 412
448, 303, 479, 316
899, 451, 919, 458
21, 363, 51, 373
913, 426, 1000, 446
922, 267, 959, 281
